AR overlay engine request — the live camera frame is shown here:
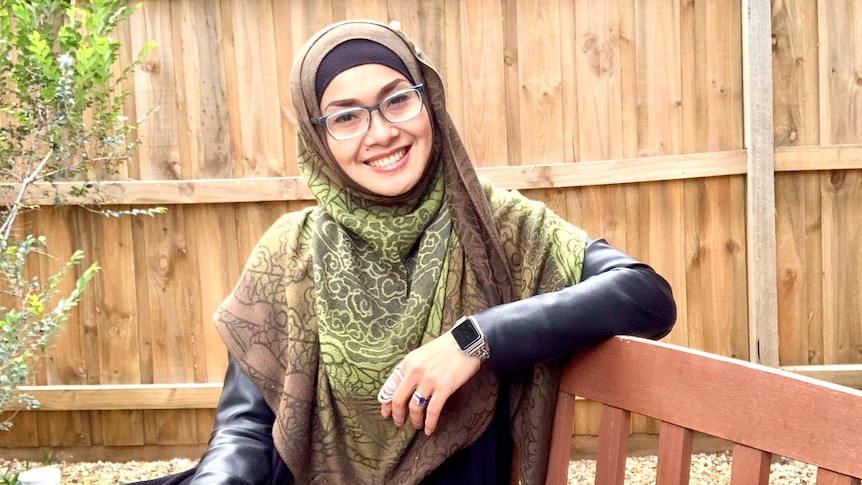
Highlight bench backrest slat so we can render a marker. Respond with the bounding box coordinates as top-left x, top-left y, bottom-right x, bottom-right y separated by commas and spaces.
595, 405, 629, 484
728, 444, 770, 485
655, 422, 693, 485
